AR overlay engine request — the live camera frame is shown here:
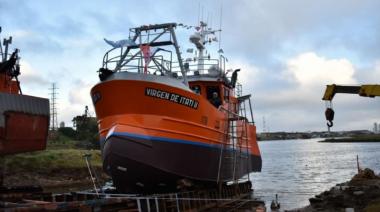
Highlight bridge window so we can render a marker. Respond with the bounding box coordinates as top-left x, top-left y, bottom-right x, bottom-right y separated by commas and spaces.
191, 85, 201, 94
207, 86, 222, 108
